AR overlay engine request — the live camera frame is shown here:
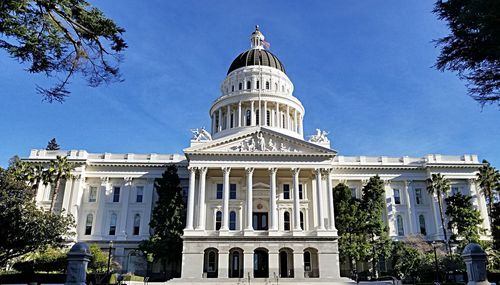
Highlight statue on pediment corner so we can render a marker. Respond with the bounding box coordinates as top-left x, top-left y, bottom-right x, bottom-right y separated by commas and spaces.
191, 127, 212, 142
